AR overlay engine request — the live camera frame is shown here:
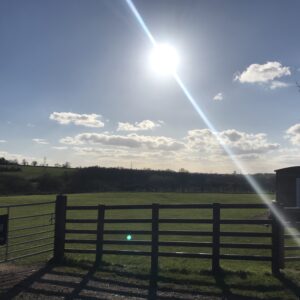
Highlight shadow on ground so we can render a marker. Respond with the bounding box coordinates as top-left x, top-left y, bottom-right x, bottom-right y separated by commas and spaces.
0, 261, 299, 300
